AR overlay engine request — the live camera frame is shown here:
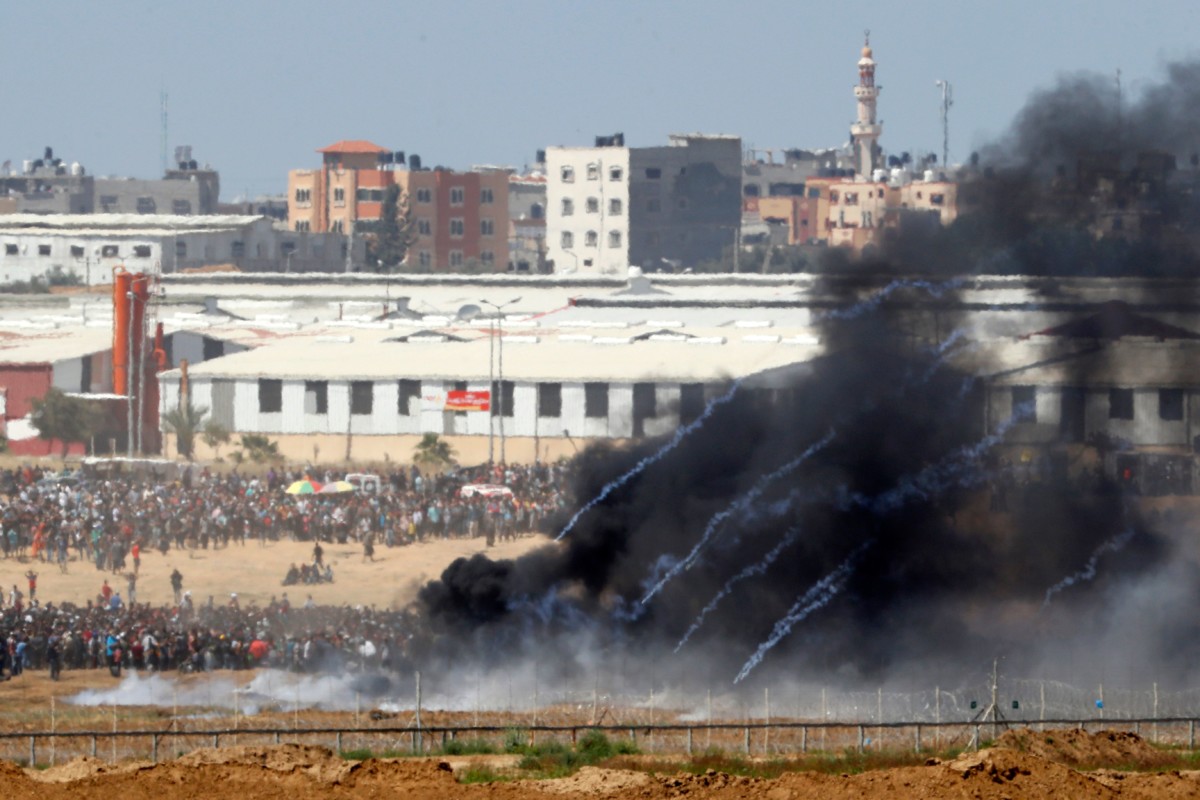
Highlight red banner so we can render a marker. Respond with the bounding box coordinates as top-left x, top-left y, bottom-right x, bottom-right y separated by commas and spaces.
445, 390, 490, 412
